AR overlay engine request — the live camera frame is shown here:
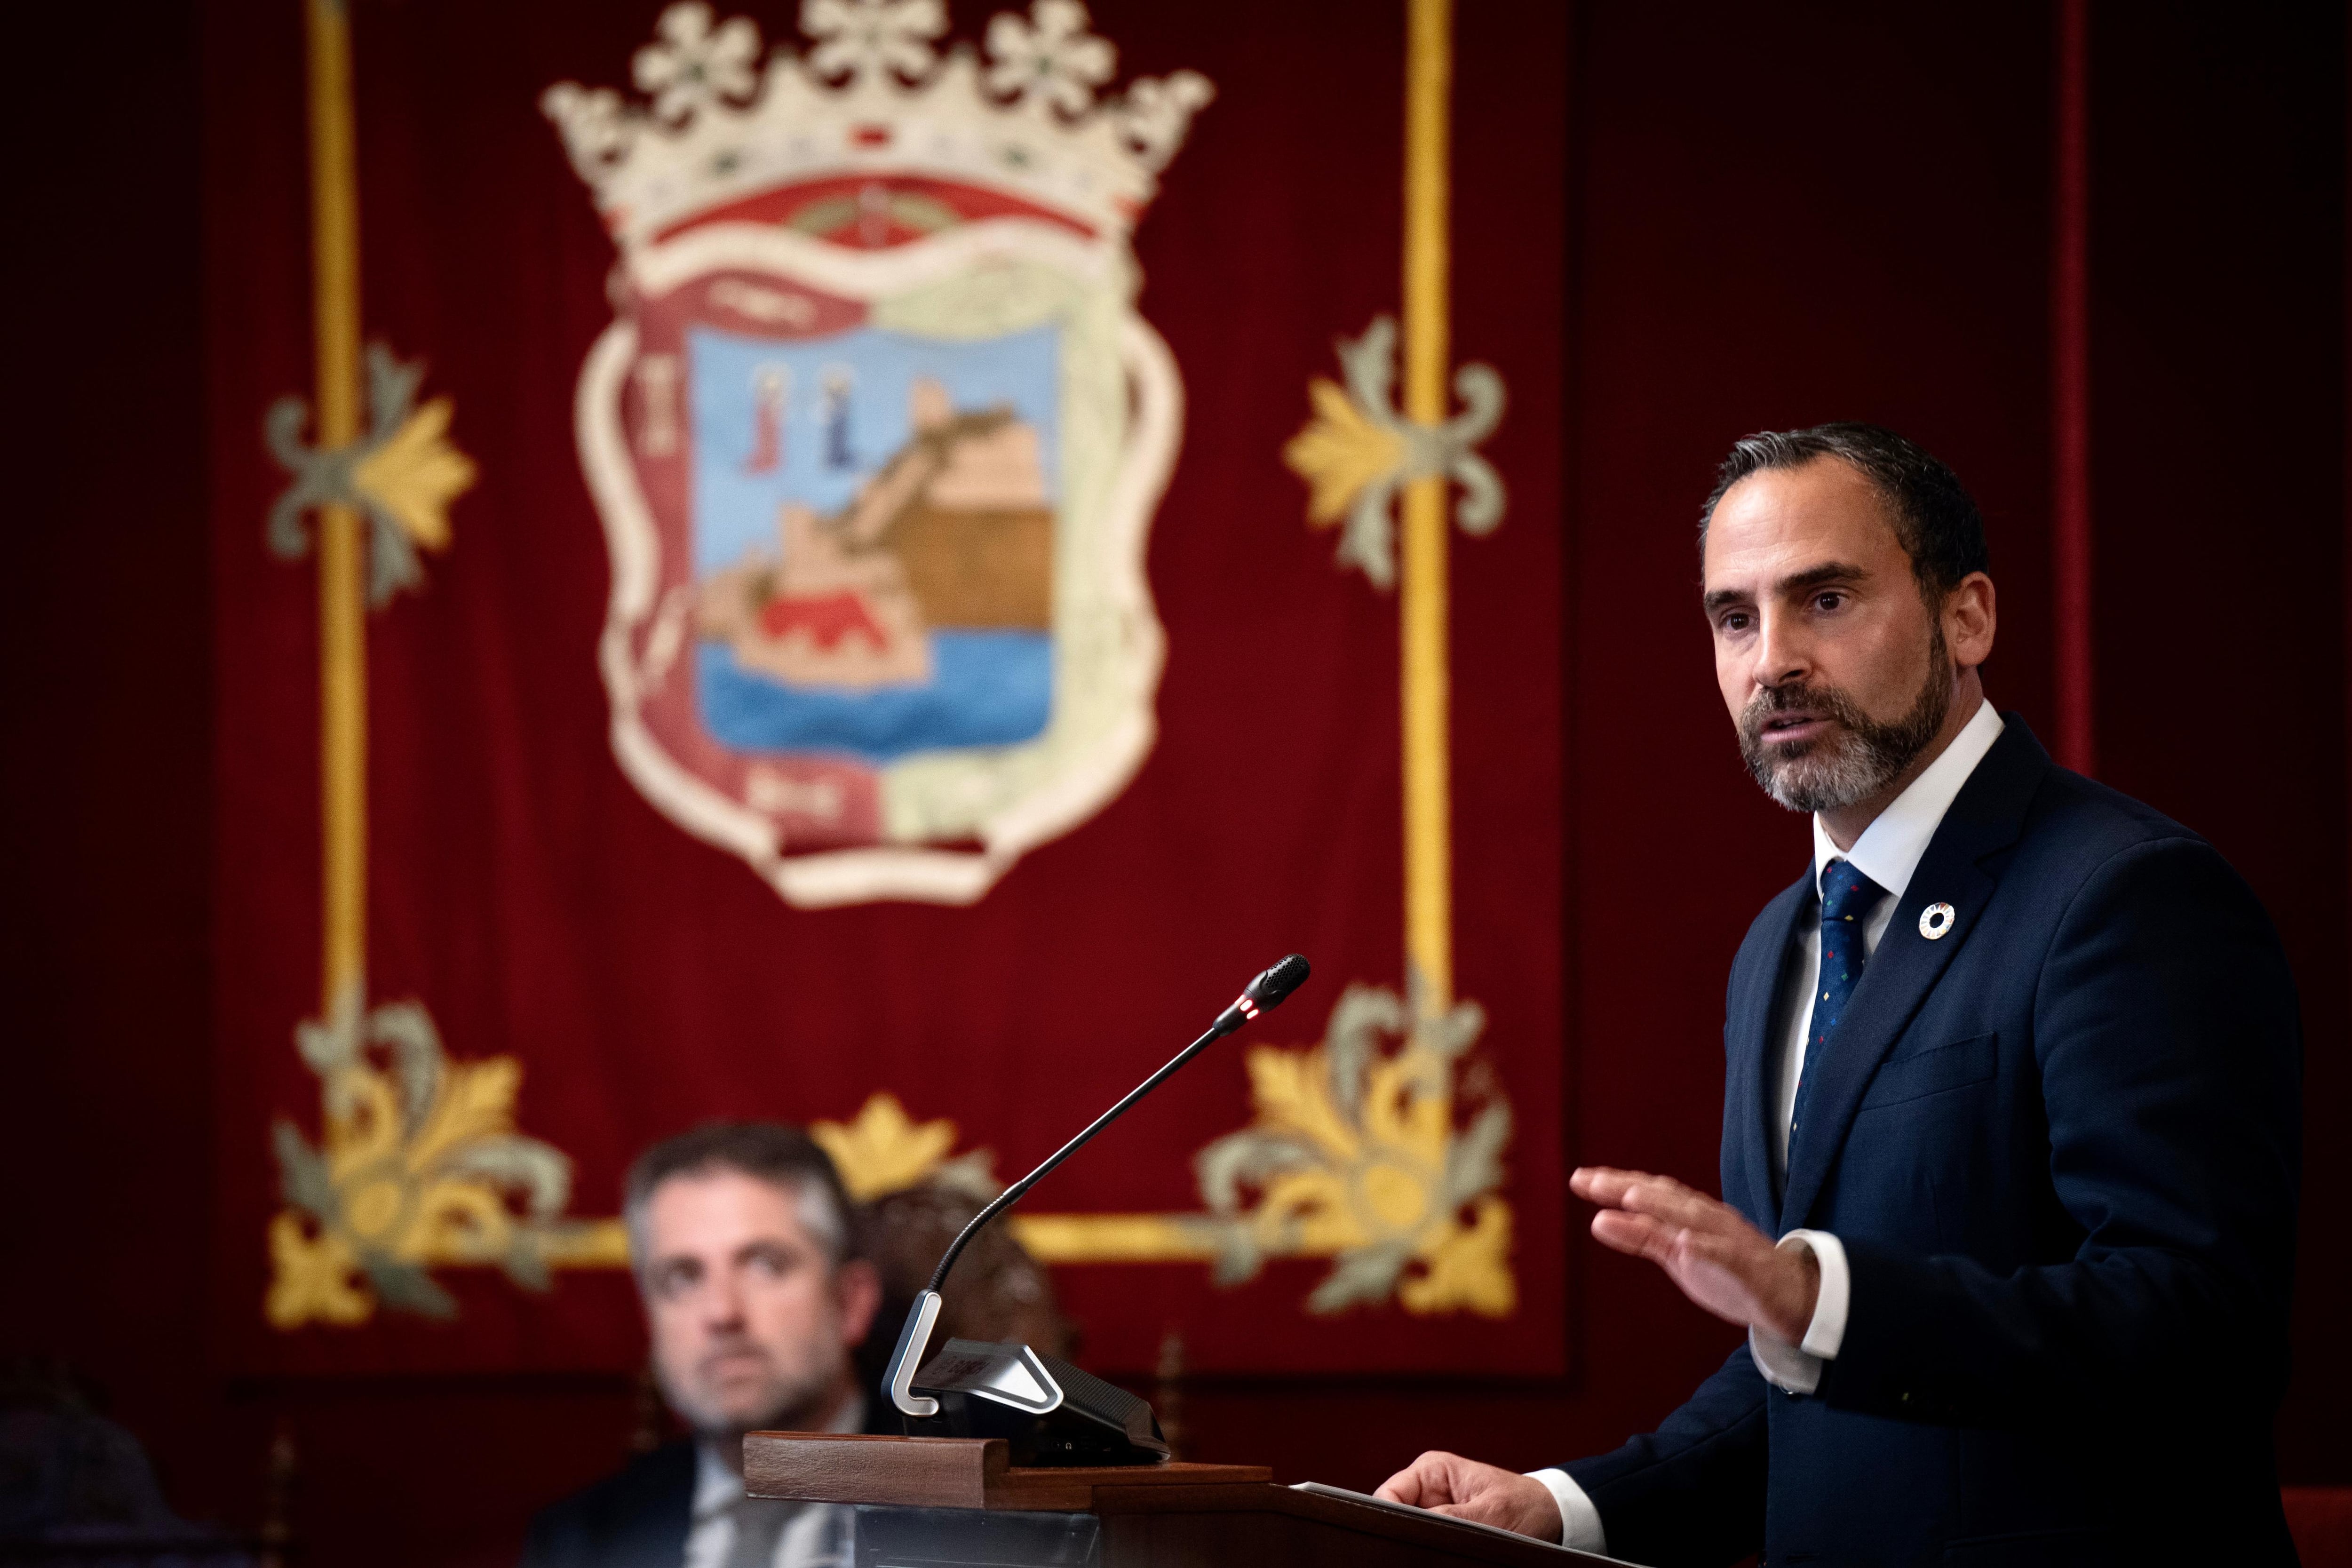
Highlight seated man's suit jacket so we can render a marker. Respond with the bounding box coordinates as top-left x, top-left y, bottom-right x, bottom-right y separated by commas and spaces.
1562, 720, 2301, 1568
523, 1441, 697, 1568
522, 1400, 899, 1568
